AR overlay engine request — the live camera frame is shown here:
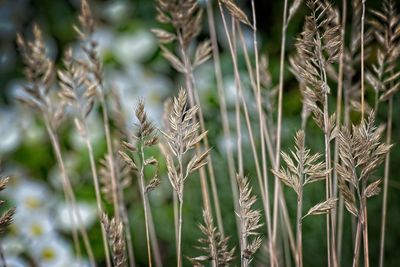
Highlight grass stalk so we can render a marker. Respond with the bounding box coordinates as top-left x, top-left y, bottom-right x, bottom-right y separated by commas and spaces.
205, 0, 239, 237
82, 122, 112, 267
177, 186, 184, 267
295, 157, 304, 267
44, 118, 96, 266
236, 18, 298, 264
218, 0, 264, 210
379, 97, 393, 267
272, 1, 288, 264
99, 94, 121, 221
138, 142, 153, 267
352, 221, 362, 267
117, 183, 136, 267
361, 0, 366, 121
335, 0, 347, 263
176, 31, 215, 229
360, 1, 369, 266
250, 0, 275, 262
